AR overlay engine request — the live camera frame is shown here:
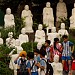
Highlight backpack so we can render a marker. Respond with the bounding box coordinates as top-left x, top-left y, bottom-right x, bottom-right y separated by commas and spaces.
42, 59, 53, 75
19, 58, 29, 75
